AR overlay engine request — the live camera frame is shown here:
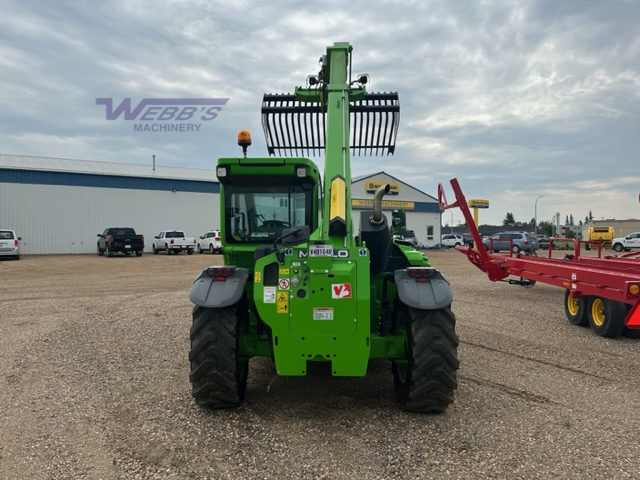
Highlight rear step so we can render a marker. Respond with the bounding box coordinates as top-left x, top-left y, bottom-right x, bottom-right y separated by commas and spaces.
261, 92, 400, 157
